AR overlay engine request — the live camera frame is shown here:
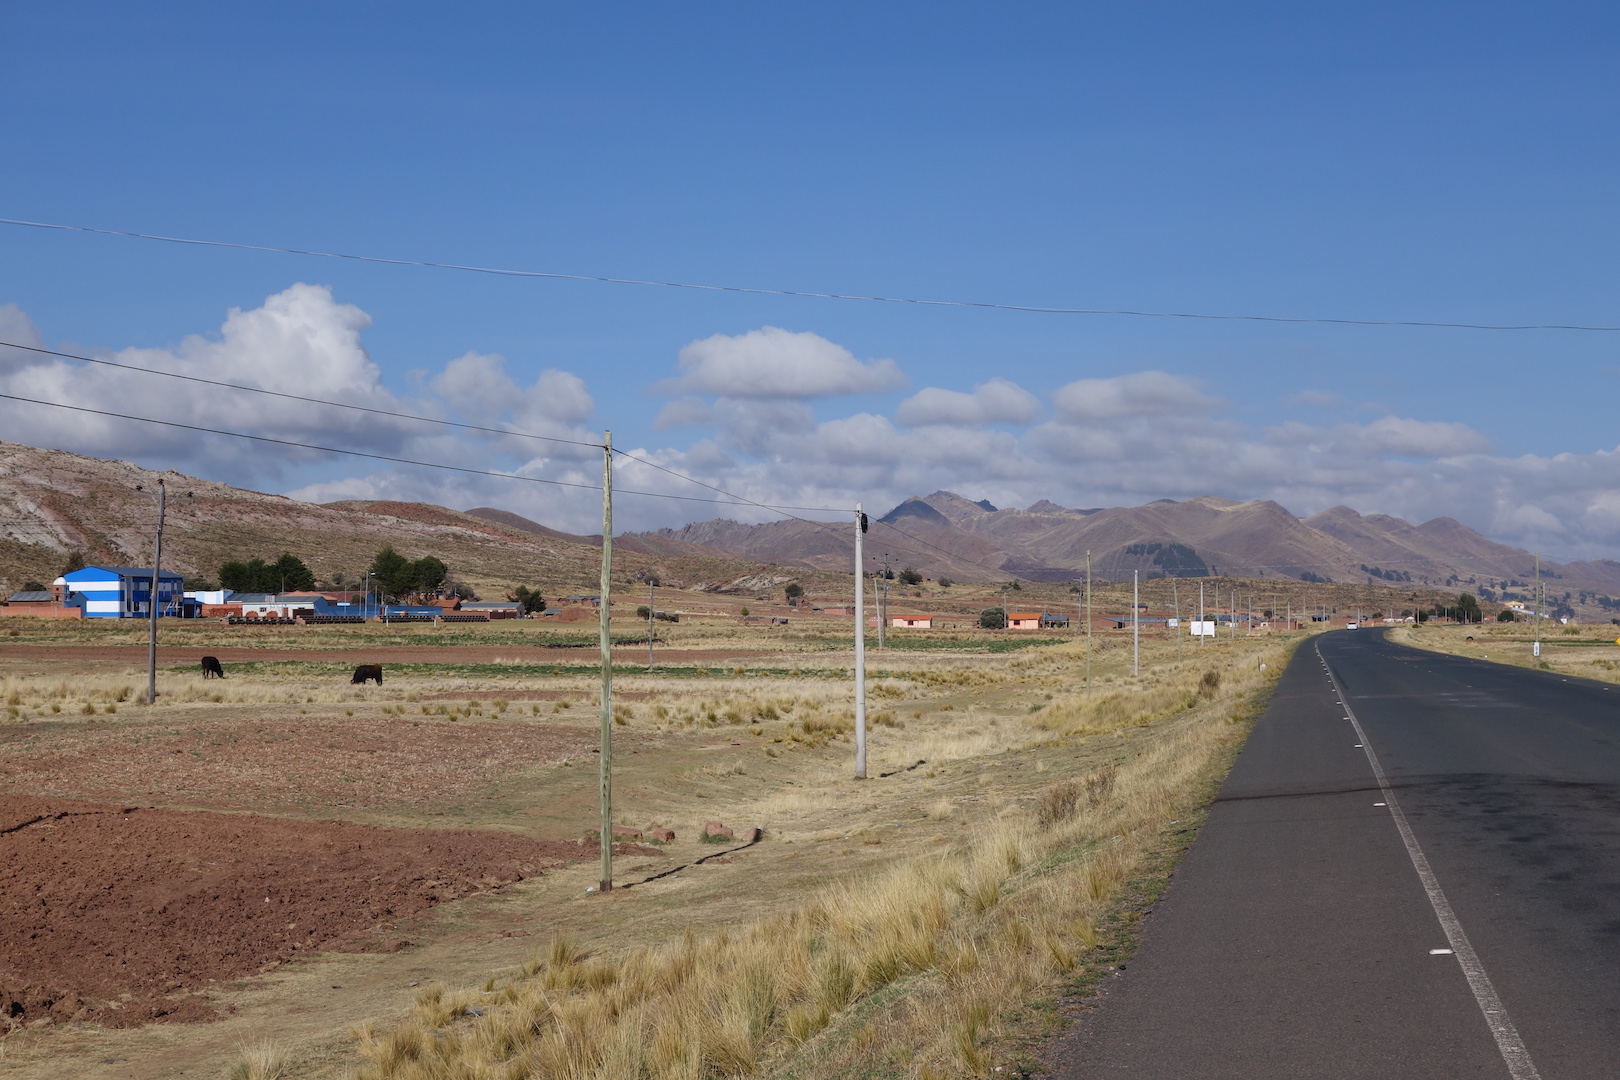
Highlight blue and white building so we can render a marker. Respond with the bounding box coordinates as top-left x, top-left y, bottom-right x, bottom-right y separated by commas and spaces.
61, 566, 185, 619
